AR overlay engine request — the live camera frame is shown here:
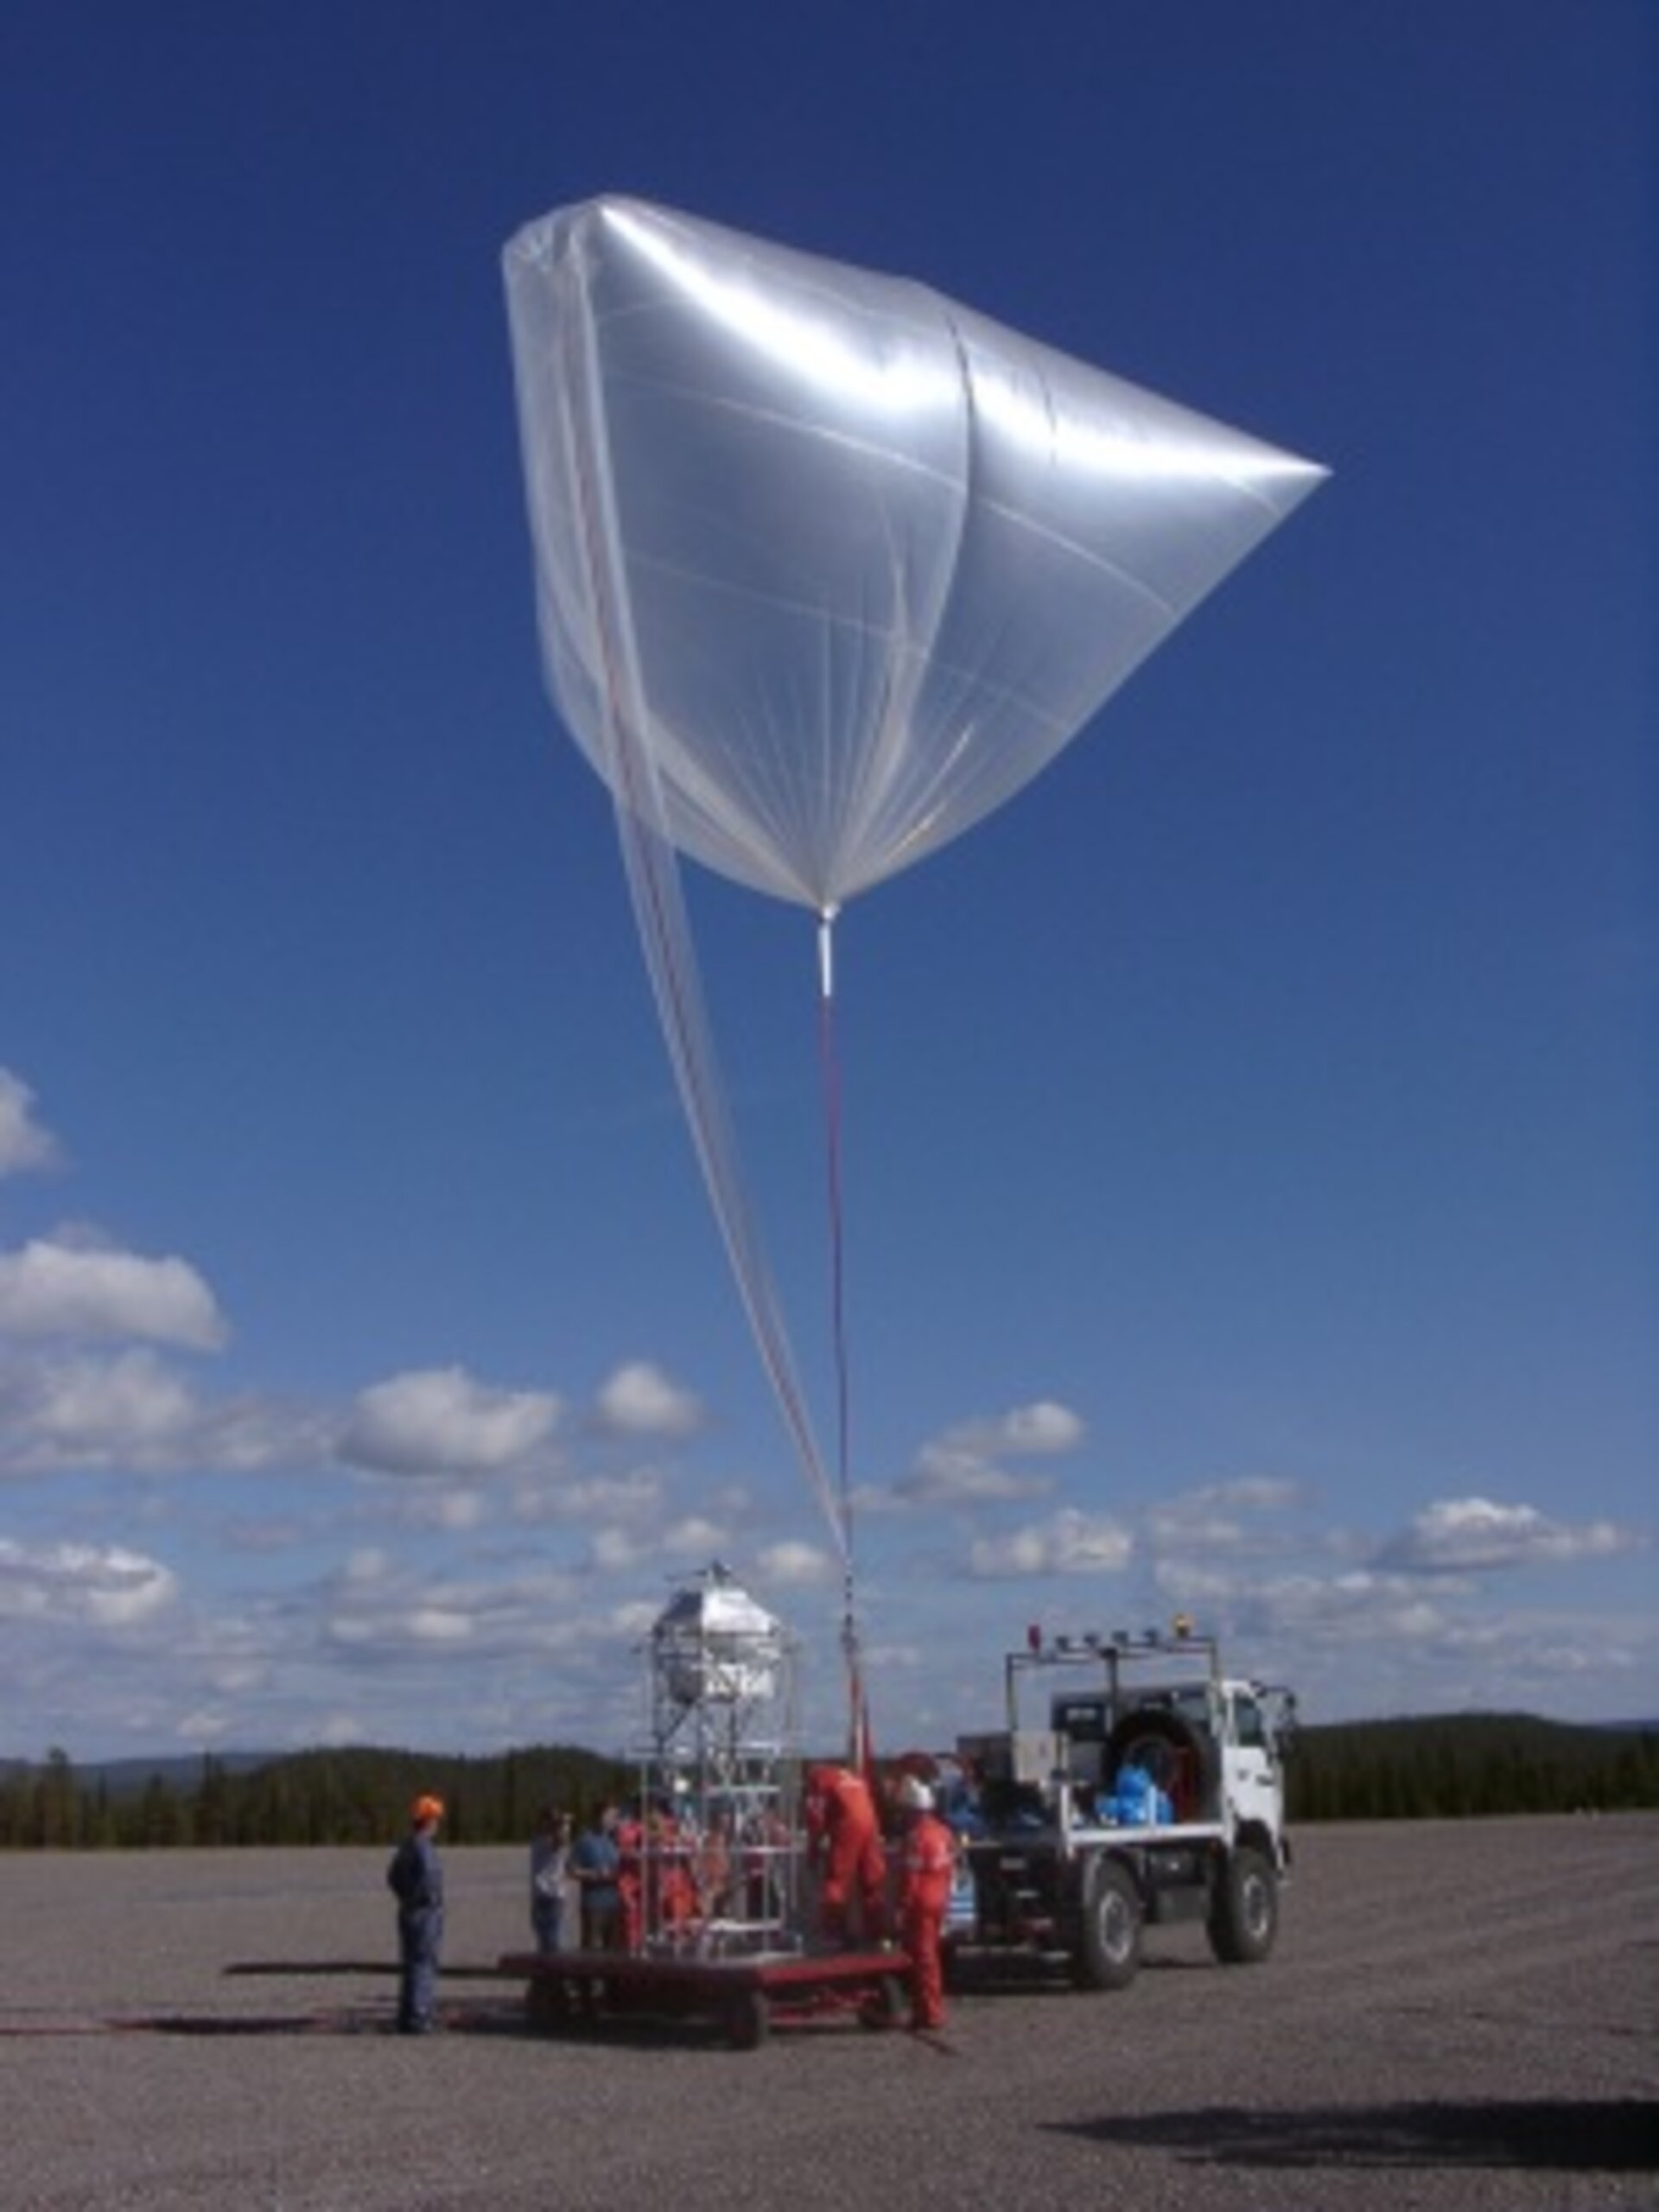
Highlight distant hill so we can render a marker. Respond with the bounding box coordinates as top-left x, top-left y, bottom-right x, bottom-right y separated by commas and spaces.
0, 1751, 279, 1799
1289, 1710, 1659, 1821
